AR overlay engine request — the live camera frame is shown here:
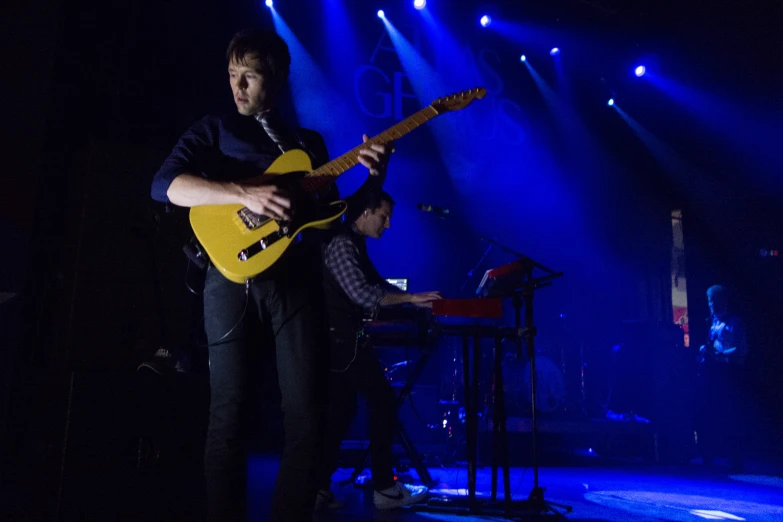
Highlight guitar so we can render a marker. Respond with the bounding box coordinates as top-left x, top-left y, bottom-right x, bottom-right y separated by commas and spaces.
698, 315, 741, 376
190, 87, 486, 284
